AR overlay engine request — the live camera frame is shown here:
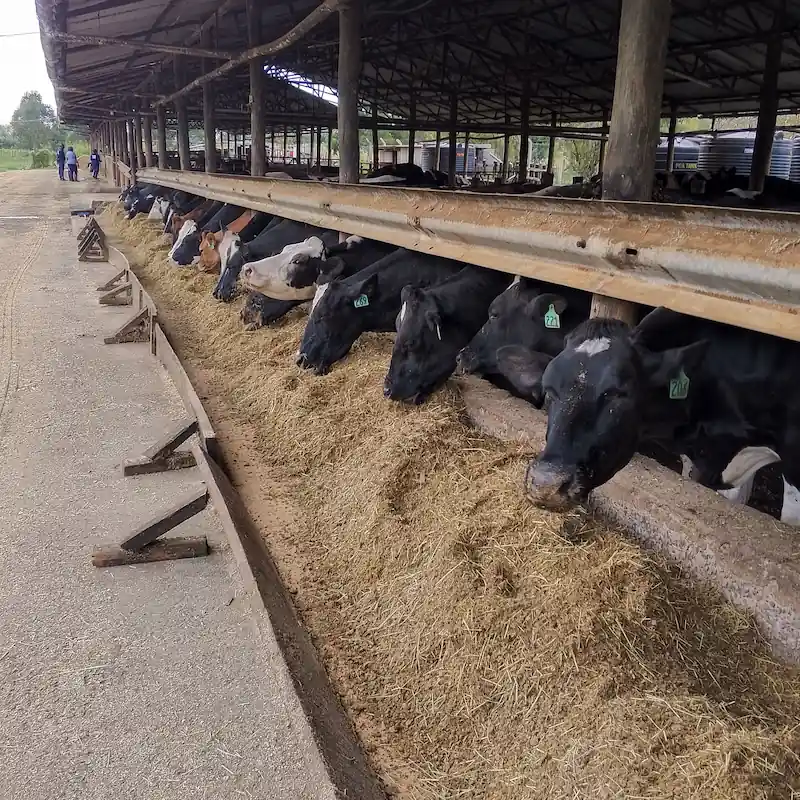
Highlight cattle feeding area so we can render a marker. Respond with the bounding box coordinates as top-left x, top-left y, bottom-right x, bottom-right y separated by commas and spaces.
99, 203, 800, 799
